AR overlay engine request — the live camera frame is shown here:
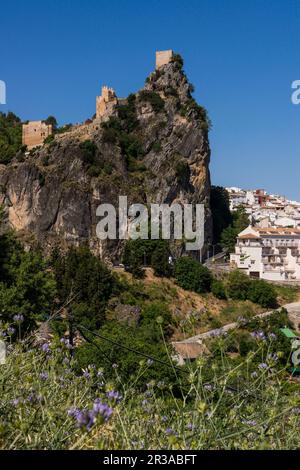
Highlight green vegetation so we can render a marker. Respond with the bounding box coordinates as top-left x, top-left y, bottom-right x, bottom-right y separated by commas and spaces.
0, 210, 56, 333
51, 245, 116, 331
175, 158, 190, 184
0, 199, 299, 450
79, 140, 97, 166
122, 239, 171, 278
1, 310, 300, 450
101, 95, 145, 173
44, 115, 57, 130
174, 256, 212, 293
220, 206, 249, 252
171, 53, 184, 69
211, 279, 227, 299
226, 269, 277, 308
0, 112, 22, 164
139, 90, 165, 113
179, 99, 212, 133
210, 186, 232, 245
152, 141, 162, 153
